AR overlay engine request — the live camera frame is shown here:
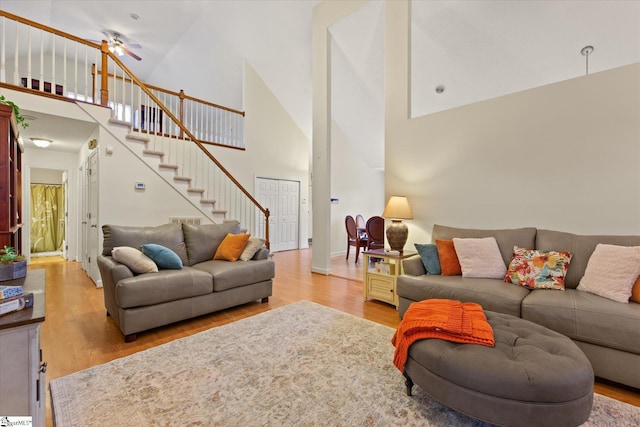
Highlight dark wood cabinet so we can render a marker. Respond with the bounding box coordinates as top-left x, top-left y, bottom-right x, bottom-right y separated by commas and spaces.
0, 103, 23, 253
